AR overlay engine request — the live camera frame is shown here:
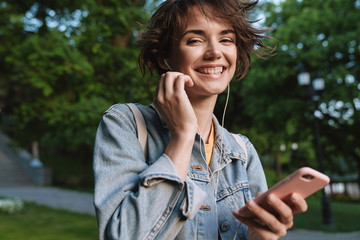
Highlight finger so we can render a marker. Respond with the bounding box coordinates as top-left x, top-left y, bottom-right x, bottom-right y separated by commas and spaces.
248, 225, 277, 240
245, 199, 289, 236
266, 194, 293, 228
246, 222, 280, 240
234, 212, 281, 240
174, 74, 192, 93
183, 75, 194, 87
154, 73, 166, 106
163, 72, 177, 99
289, 193, 308, 214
